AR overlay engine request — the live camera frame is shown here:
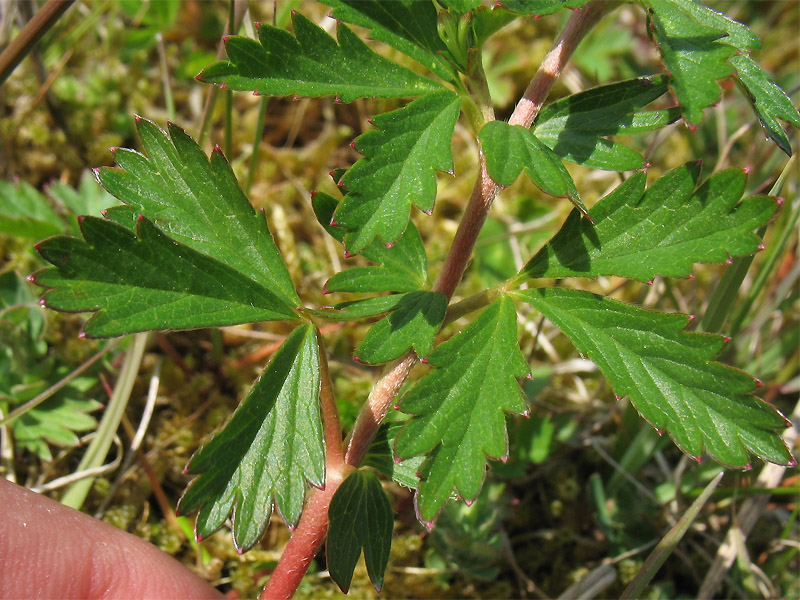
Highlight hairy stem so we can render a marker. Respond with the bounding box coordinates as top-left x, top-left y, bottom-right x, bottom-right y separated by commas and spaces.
260, 5, 609, 597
